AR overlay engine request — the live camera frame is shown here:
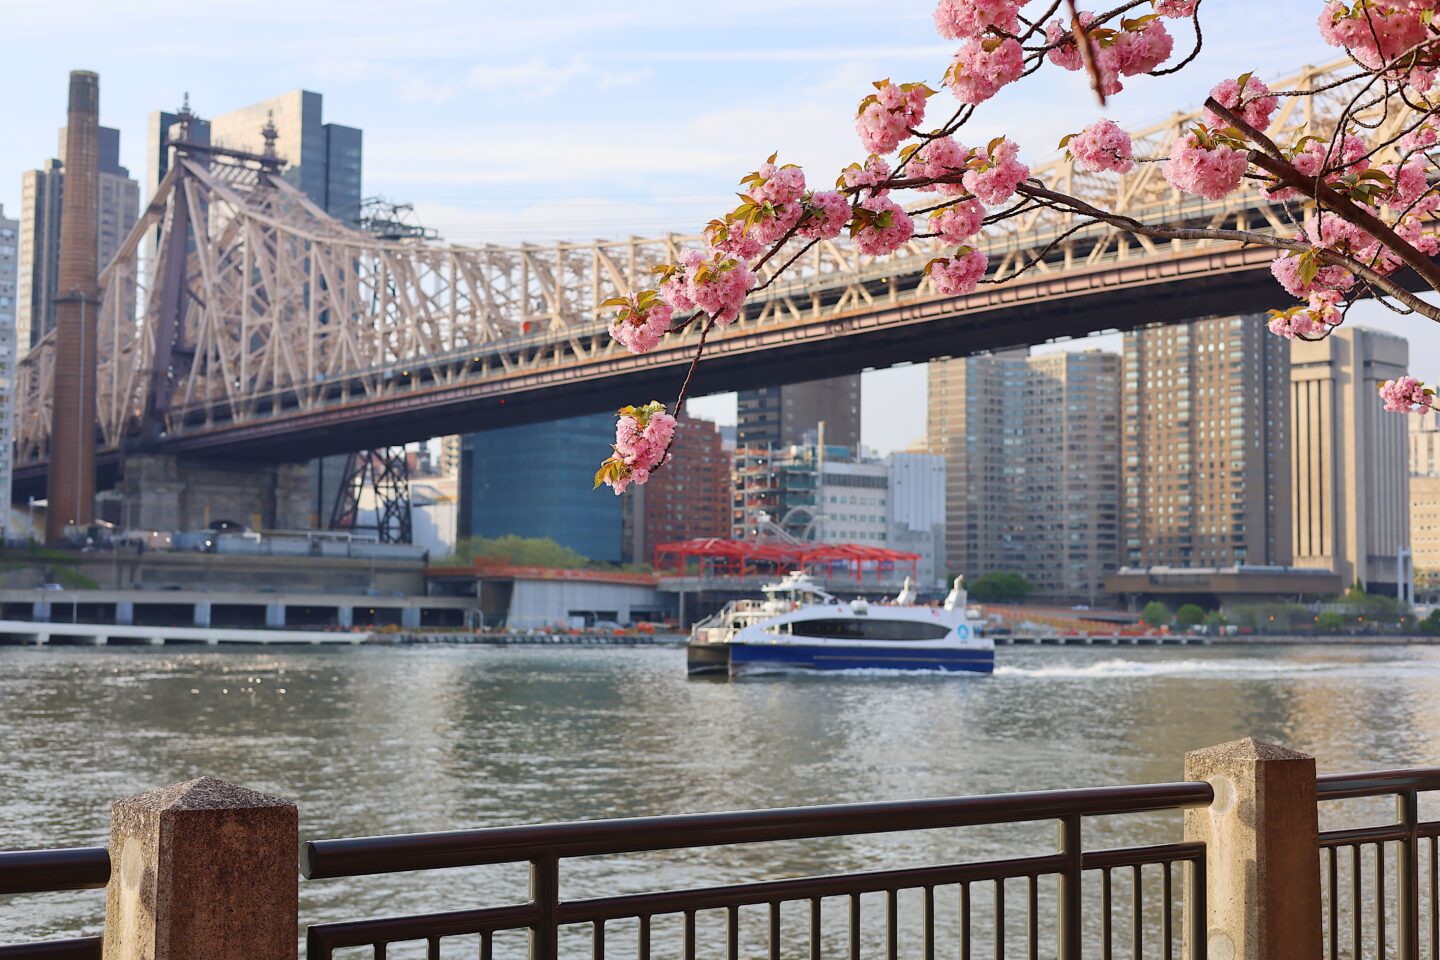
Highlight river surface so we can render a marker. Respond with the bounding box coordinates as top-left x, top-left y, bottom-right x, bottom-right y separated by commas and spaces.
3, 643, 1439, 956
